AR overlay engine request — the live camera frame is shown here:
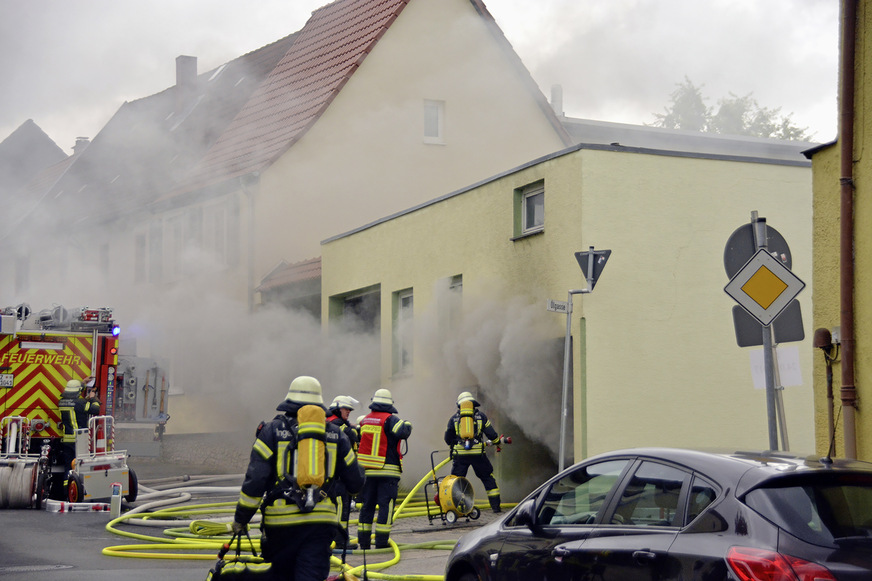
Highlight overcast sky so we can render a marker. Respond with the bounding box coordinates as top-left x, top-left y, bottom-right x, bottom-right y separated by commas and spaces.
0, 0, 839, 155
